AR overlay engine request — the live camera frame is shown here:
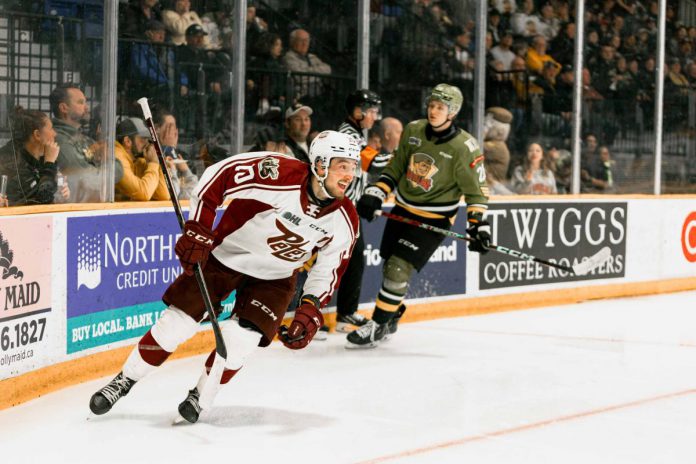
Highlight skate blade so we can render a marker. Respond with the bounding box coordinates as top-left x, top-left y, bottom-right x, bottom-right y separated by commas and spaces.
172, 414, 193, 426
344, 341, 380, 350
335, 322, 361, 333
